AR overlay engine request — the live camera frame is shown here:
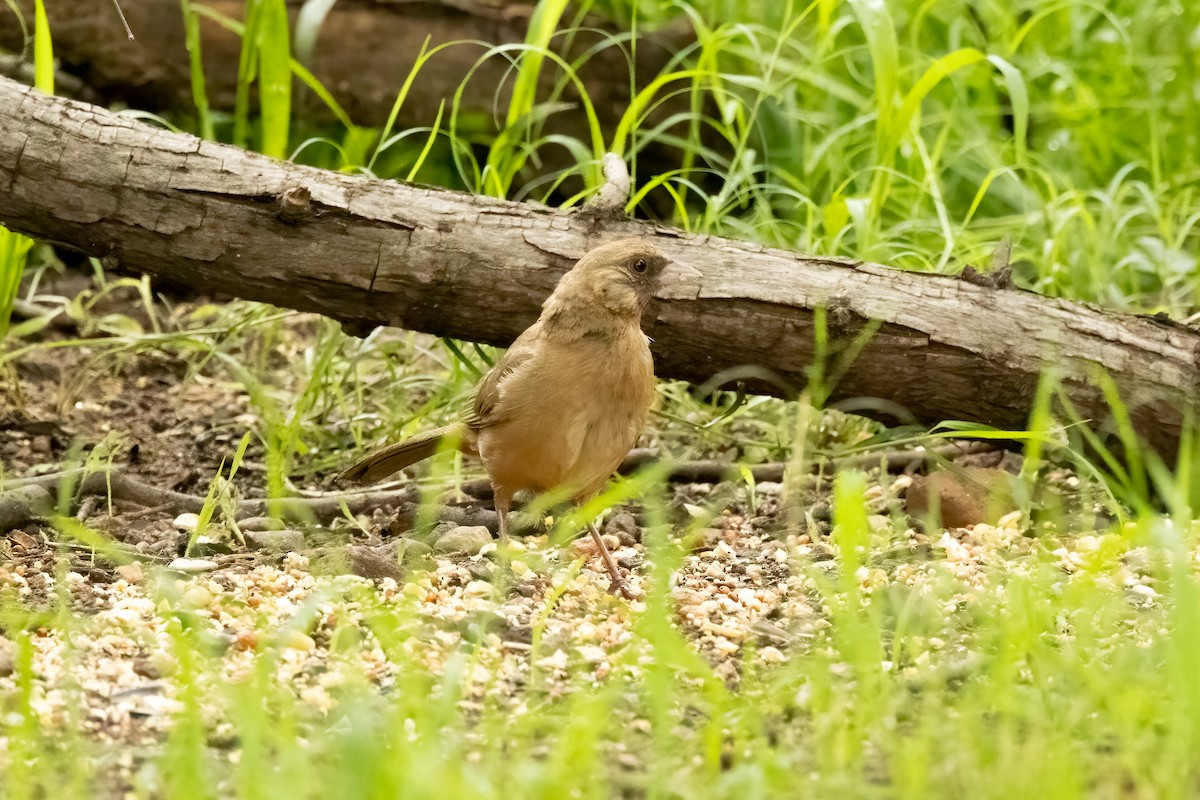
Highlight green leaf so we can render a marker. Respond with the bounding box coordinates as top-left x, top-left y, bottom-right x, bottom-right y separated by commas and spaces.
32, 0, 53, 94
257, 0, 292, 159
